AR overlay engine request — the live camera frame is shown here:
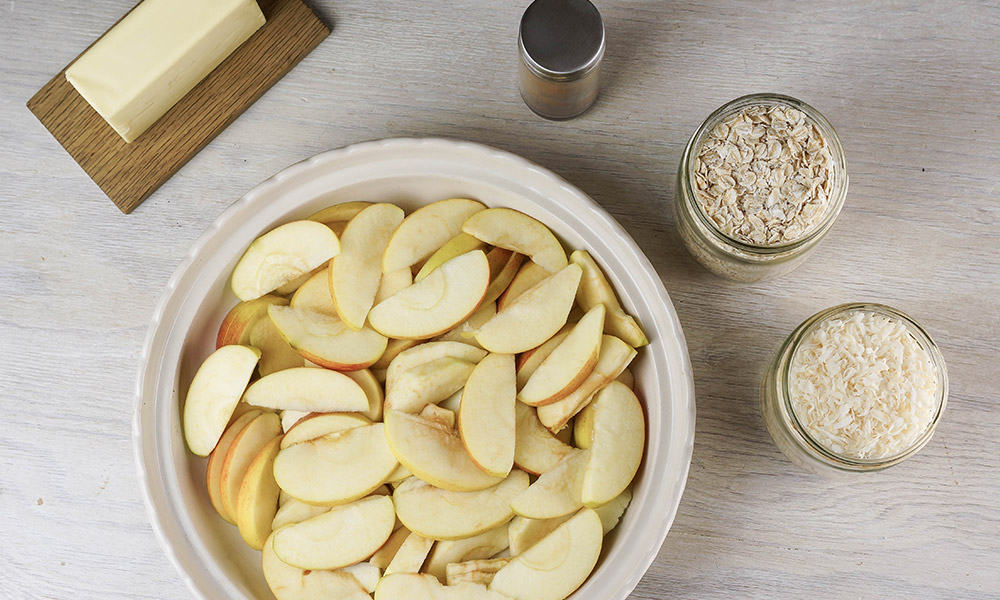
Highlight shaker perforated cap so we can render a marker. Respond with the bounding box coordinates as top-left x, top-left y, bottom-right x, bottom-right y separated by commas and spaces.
519, 0, 605, 79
